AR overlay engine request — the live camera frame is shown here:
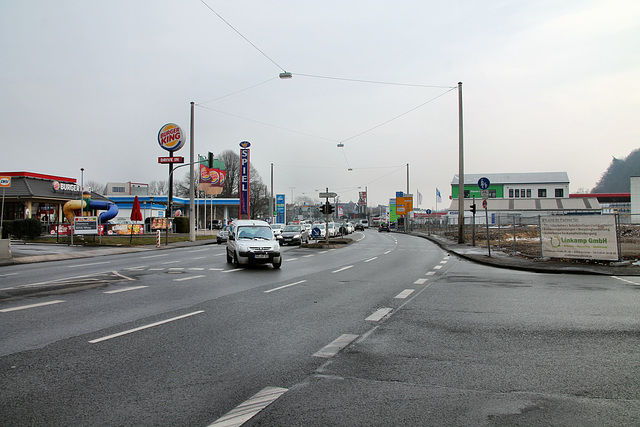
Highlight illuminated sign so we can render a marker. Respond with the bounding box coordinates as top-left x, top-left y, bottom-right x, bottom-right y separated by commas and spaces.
239, 146, 250, 218
157, 123, 185, 152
